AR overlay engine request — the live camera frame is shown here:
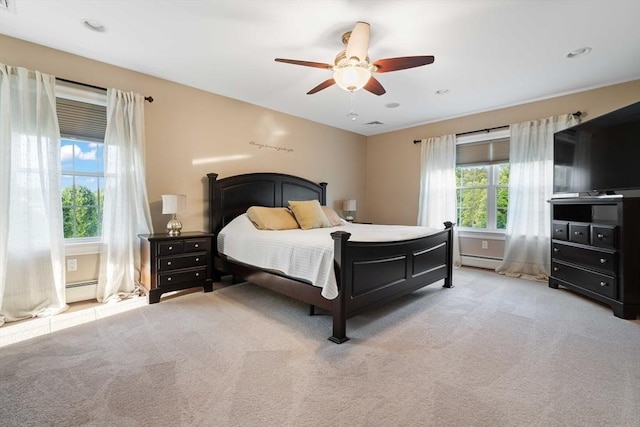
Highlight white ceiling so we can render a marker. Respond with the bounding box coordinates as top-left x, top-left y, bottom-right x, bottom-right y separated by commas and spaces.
1, 0, 639, 136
